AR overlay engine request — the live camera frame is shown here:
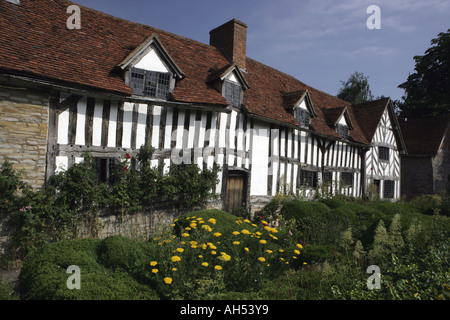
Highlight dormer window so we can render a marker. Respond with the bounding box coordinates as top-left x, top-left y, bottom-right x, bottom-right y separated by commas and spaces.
336, 123, 349, 139
118, 34, 185, 100
130, 67, 171, 99
282, 90, 316, 128
224, 80, 242, 107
